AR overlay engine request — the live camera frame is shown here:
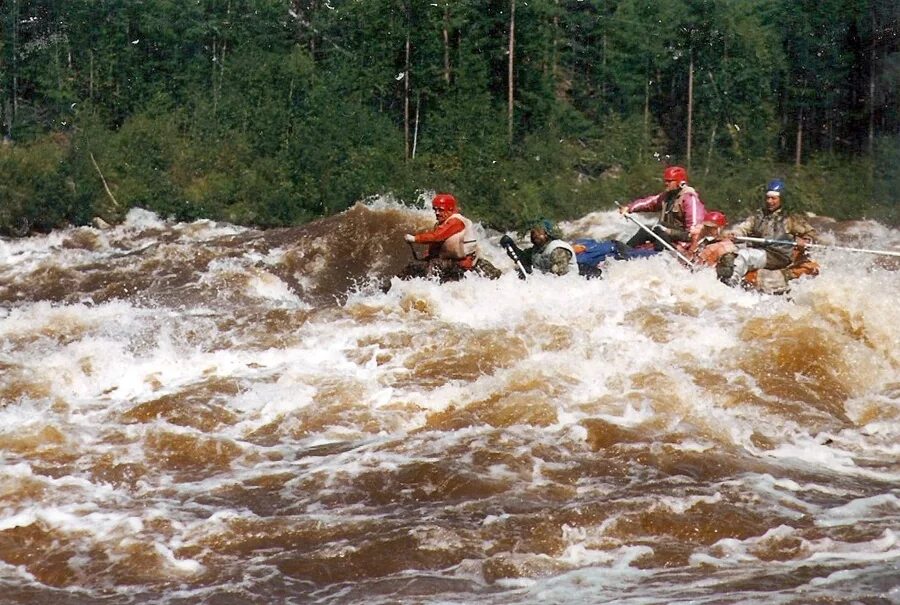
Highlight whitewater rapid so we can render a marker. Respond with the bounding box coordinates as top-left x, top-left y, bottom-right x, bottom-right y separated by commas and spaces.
0, 201, 897, 604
